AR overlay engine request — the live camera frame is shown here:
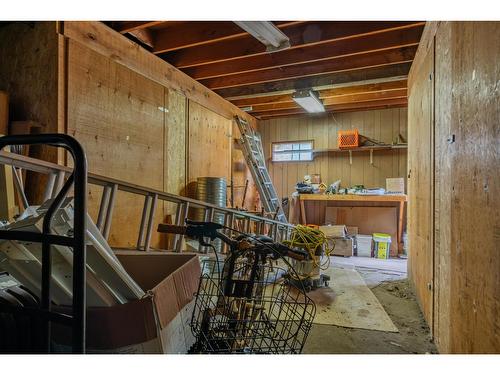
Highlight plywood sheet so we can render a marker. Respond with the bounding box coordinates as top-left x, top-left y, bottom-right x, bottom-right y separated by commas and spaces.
310, 267, 398, 332
188, 101, 232, 196
407, 36, 434, 326
164, 89, 187, 216
0, 22, 59, 204
67, 40, 165, 248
